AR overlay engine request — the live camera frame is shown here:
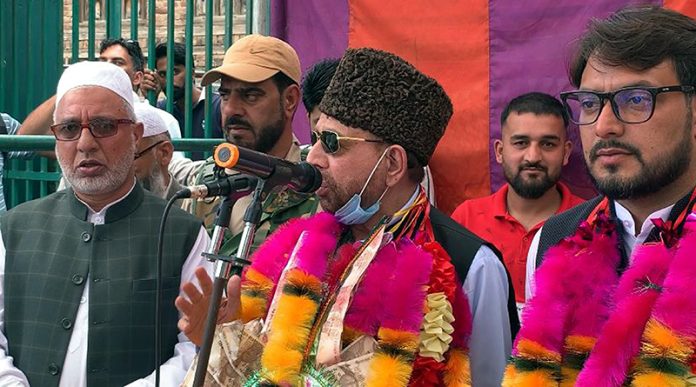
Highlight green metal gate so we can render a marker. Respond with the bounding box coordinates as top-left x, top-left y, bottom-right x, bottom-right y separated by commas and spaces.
0, 0, 267, 209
